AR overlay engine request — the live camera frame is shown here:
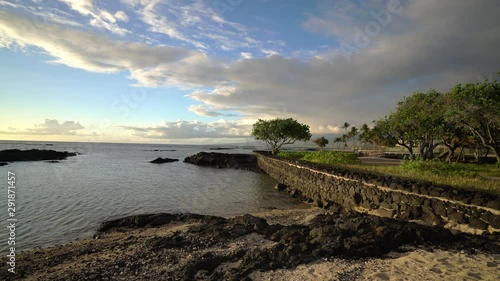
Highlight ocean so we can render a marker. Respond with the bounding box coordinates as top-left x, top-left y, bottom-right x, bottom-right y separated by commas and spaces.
0, 141, 306, 253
